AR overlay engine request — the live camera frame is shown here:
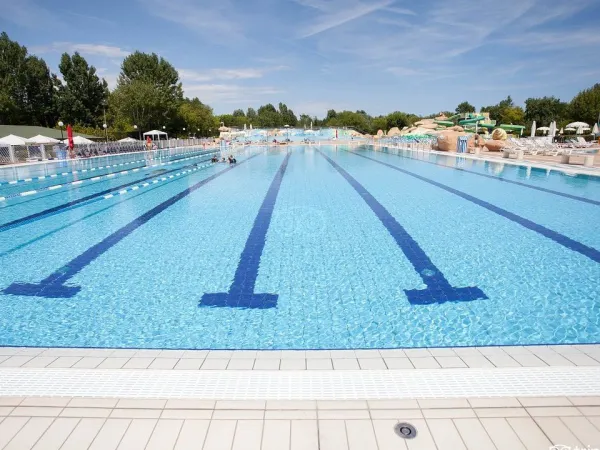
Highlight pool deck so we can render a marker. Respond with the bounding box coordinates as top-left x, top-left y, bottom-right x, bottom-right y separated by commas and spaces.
1, 345, 600, 448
